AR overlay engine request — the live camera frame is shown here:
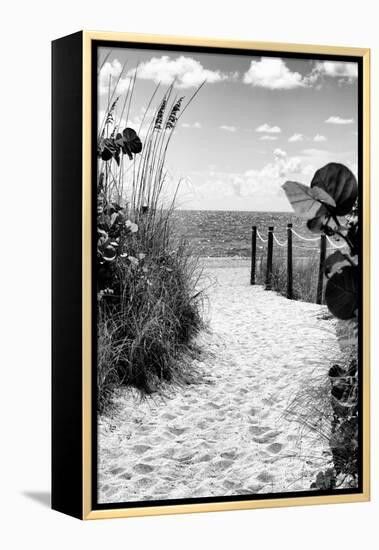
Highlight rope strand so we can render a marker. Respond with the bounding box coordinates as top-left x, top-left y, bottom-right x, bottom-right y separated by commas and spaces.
273, 233, 286, 247
256, 230, 268, 243
290, 228, 320, 242
255, 227, 346, 251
